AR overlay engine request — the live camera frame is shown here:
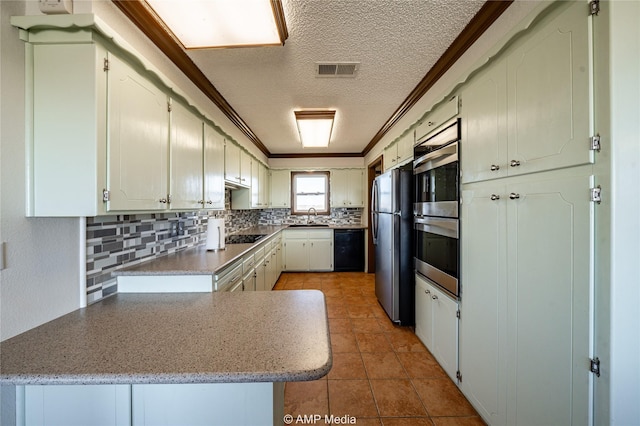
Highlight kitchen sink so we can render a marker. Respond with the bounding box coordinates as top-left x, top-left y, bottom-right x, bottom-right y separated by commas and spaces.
288, 224, 330, 228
